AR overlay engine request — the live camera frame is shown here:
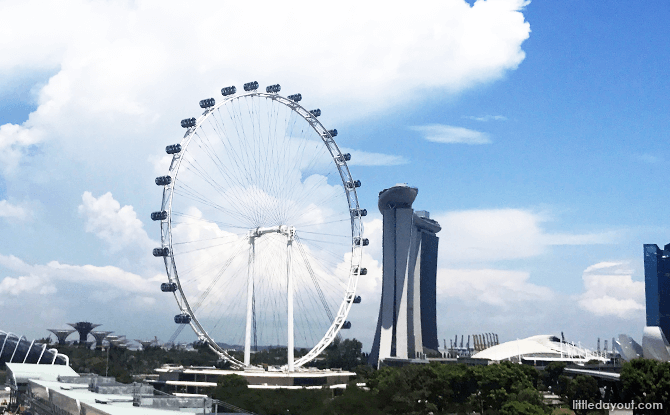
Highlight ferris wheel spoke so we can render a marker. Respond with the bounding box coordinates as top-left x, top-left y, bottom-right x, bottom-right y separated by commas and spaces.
171, 212, 248, 230
219, 106, 258, 186
208, 112, 256, 193
181, 156, 256, 221
294, 237, 335, 323
294, 240, 347, 302
185, 240, 248, 309
171, 234, 244, 246
298, 230, 351, 238
174, 181, 256, 226
196, 128, 256, 202
293, 217, 351, 228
